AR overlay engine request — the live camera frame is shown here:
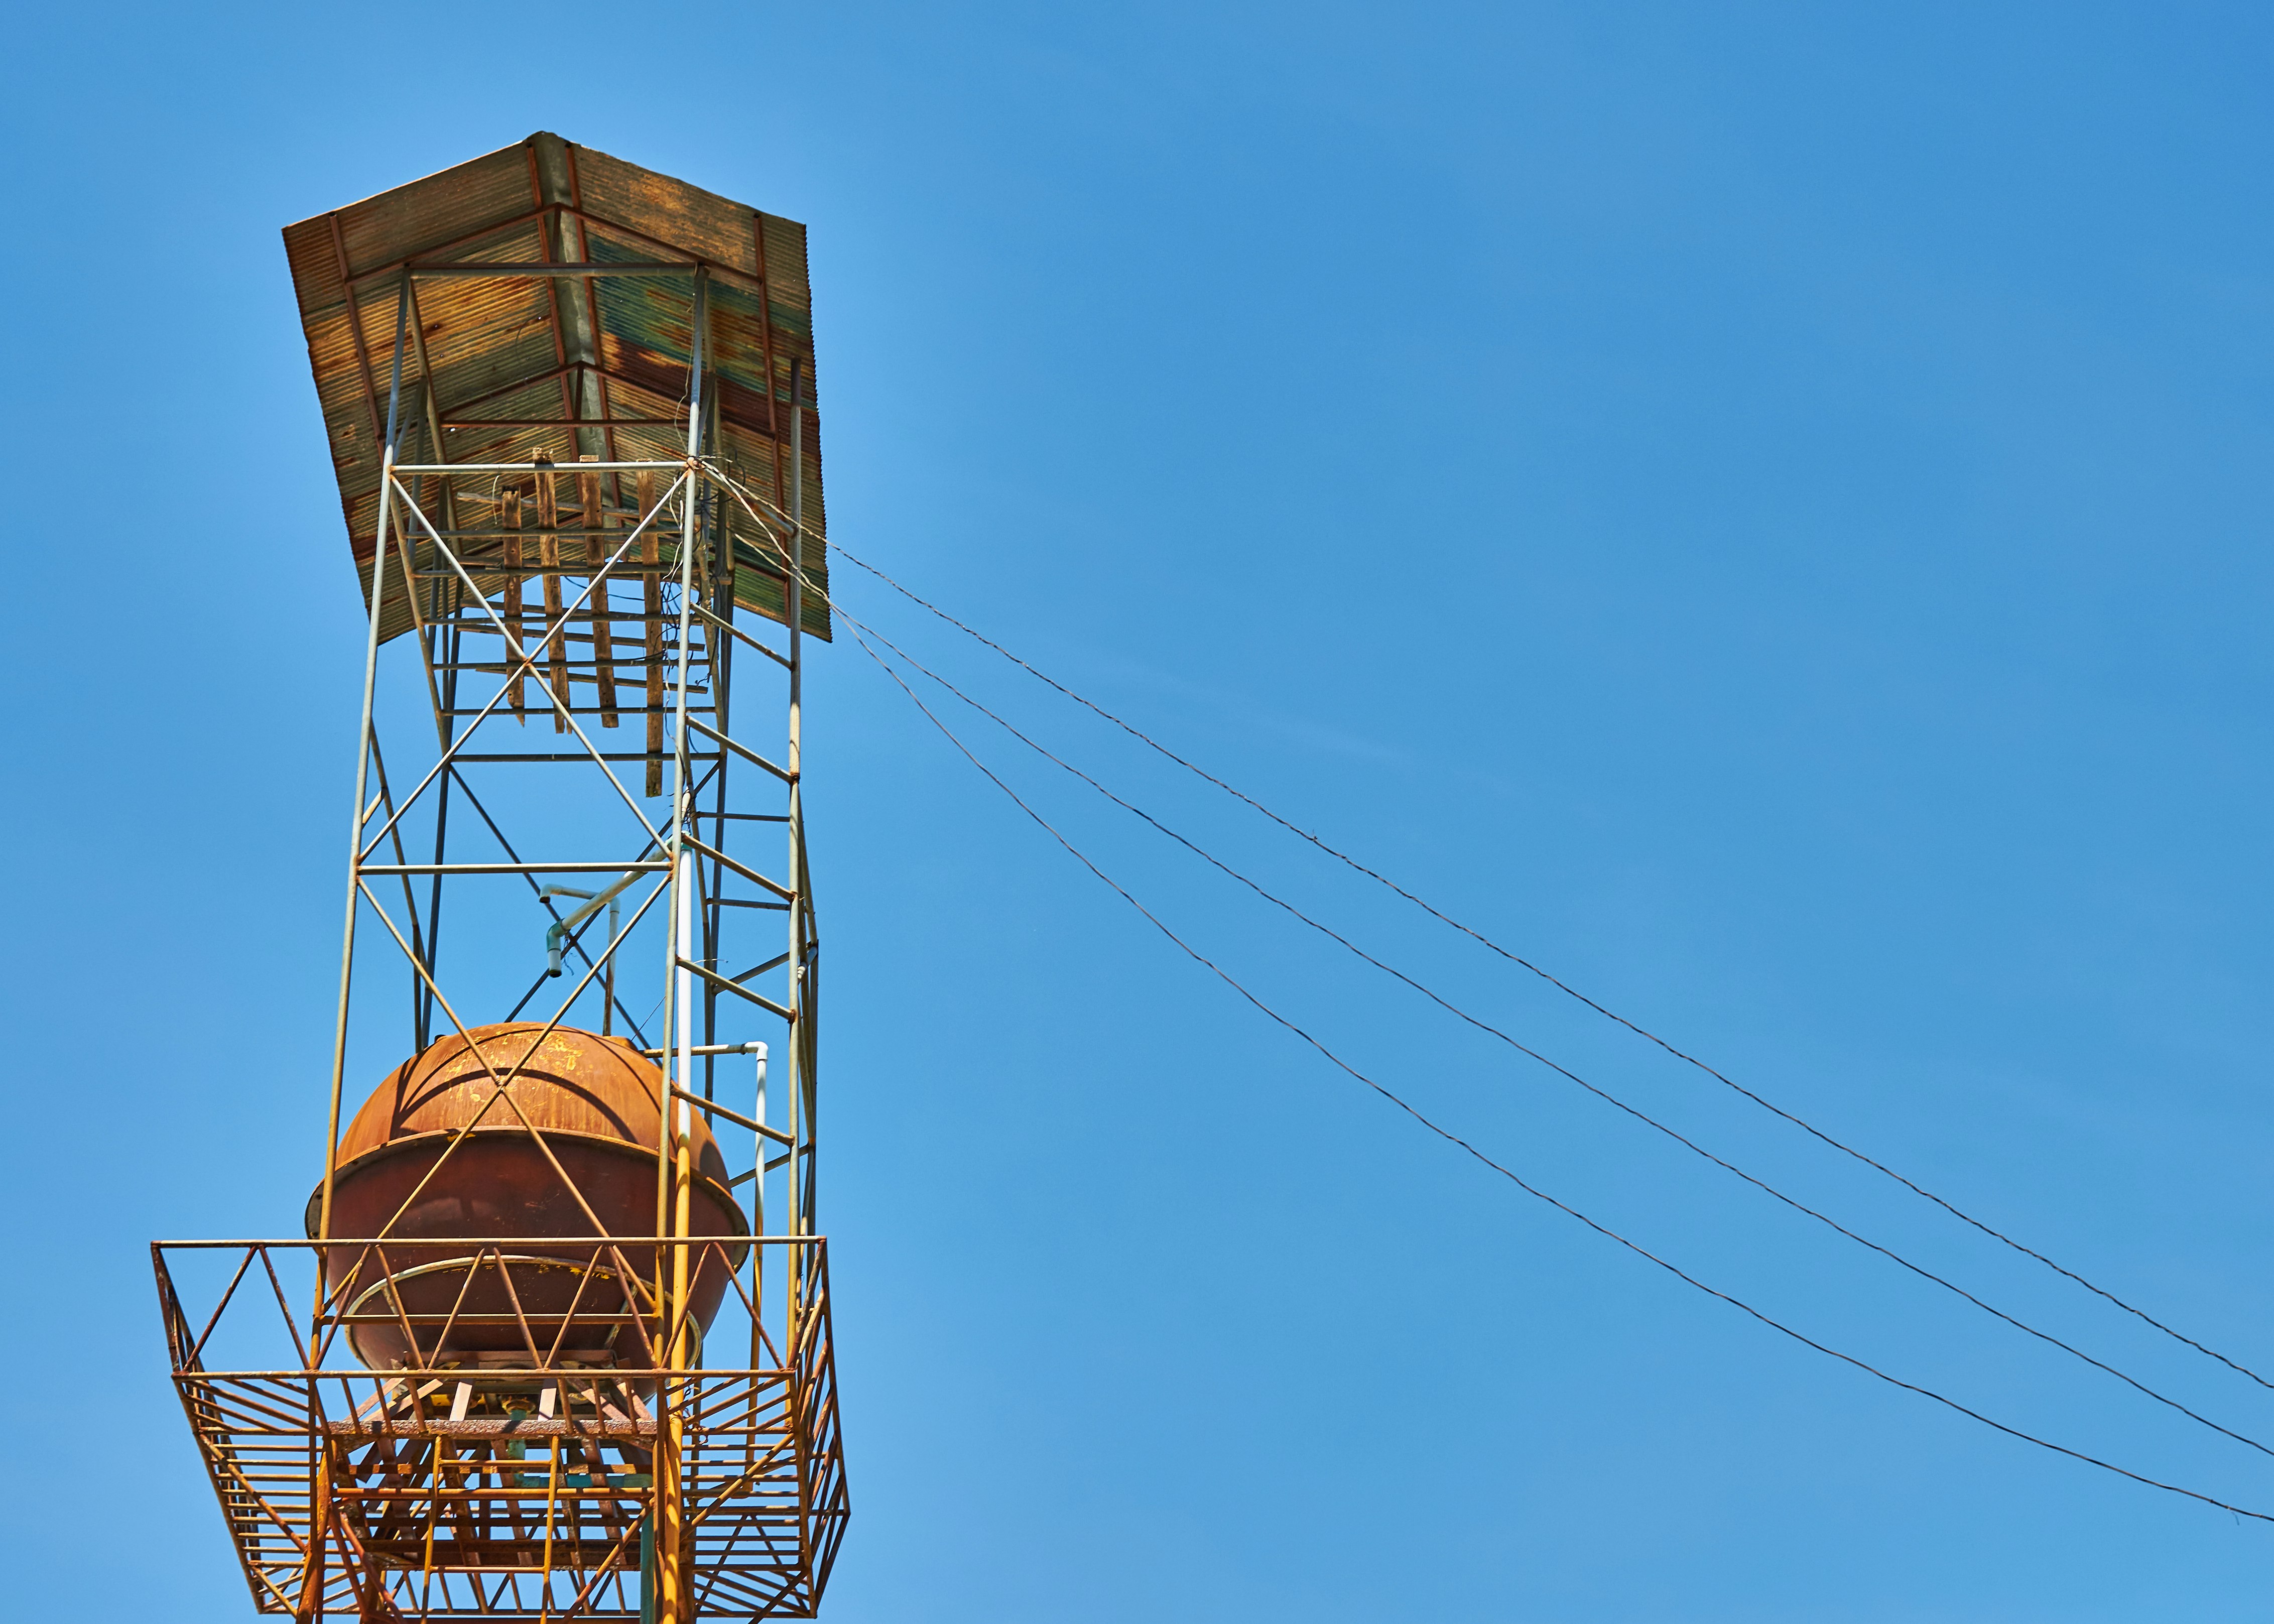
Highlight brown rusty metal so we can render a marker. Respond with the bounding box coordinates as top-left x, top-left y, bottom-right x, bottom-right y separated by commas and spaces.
502, 484, 528, 722
168, 135, 846, 1624
640, 468, 665, 798
580, 460, 620, 727
311, 1026, 748, 1373
282, 134, 830, 648
155, 1238, 843, 1616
